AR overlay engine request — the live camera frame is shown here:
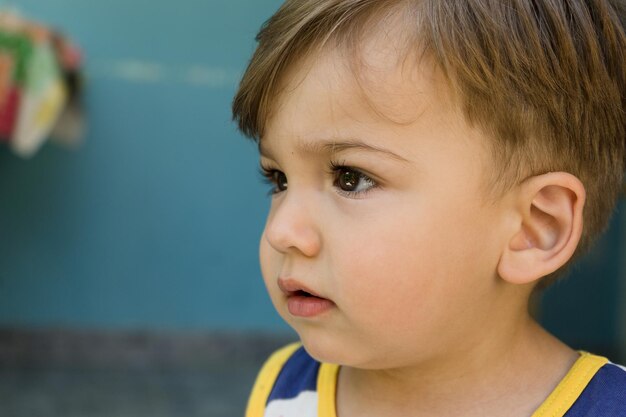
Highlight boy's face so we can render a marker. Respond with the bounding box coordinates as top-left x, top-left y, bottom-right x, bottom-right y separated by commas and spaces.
258, 39, 516, 369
